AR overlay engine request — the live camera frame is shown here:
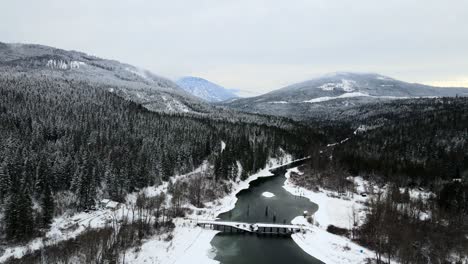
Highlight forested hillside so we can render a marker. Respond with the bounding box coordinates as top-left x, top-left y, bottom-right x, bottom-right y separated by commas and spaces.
0, 73, 312, 242
332, 97, 468, 185
223, 72, 468, 121
296, 97, 468, 263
